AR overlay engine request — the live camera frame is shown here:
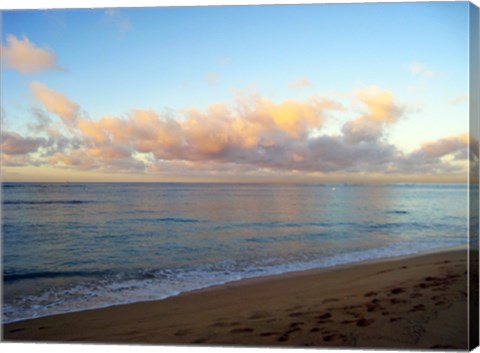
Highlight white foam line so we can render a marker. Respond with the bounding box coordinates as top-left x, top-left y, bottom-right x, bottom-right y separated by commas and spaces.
2, 240, 466, 324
